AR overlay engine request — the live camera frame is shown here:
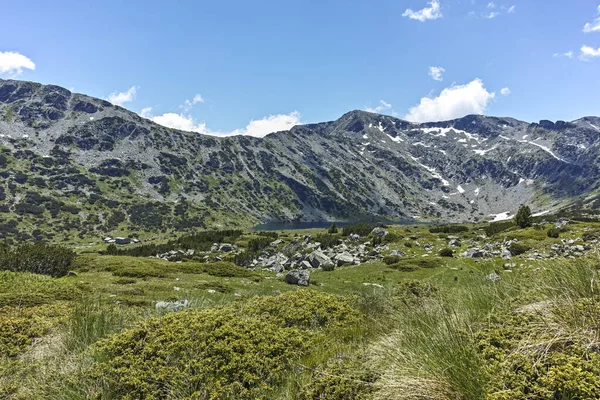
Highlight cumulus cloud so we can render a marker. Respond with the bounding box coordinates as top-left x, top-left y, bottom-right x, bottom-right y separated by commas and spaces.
428, 66, 445, 81
183, 94, 205, 111
402, 0, 442, 22
404, 78, 496, 123
365, 100, 393, 114
0, 51, 35, 76
553, 50, 574, 58
229, 112, 302, 137
582, 5, 600, 33
580, 45, 600, 59
500, 87, 511, 96
107, 86, 137, 106
140, 107, 301, 138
